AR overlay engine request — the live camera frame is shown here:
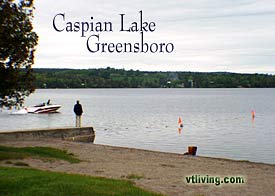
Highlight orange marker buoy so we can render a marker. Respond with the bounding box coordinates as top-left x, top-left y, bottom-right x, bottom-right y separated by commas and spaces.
251, 110, 255, 119
178, 117, 183, 128
178, 117, 183, 134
